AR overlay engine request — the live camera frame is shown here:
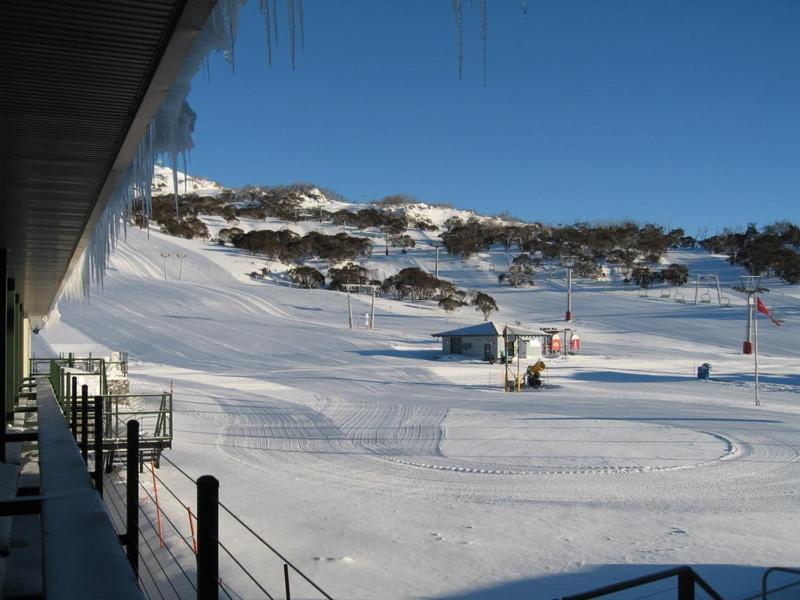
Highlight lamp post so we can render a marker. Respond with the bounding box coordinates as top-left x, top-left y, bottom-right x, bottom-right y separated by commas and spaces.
560, 255, 576, 321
